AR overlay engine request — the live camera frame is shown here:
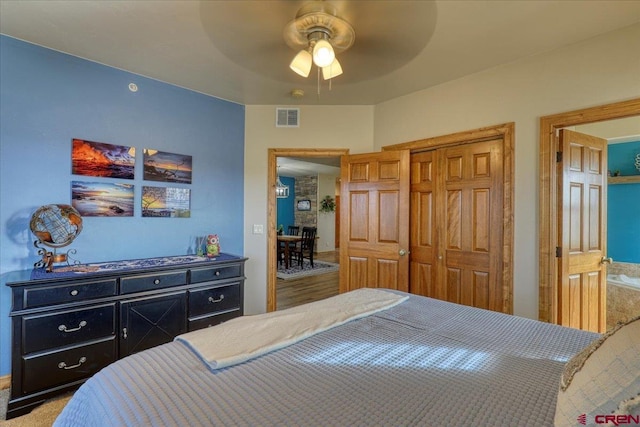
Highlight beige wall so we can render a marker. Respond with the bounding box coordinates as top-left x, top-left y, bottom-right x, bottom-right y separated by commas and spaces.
244, 24, 640, 318
317, 173, 339, 253
373, 23, 640, 319
243, 106, 374, 314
